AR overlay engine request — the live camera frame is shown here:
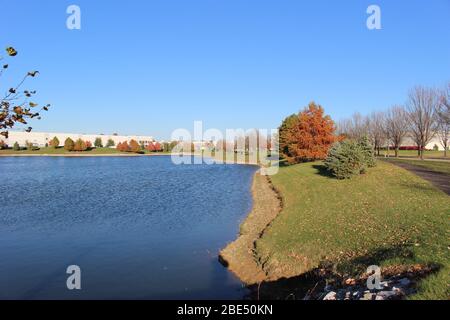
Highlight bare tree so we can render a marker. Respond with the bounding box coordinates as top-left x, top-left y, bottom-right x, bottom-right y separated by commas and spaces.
336, 118, 352, 137
337, 112, 369, 140
350, 112, 369, 140
367, 111, 386, 156
384, 105, 408, 157
437, 83, 450, 125
406, 86, 438, 160
436, 120, 449, 157
436, 84, 450, 157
